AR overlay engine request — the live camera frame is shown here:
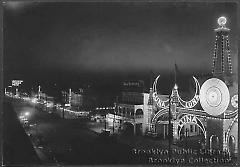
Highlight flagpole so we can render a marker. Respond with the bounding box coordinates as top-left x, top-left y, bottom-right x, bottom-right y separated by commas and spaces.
174, 62, 177, 84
